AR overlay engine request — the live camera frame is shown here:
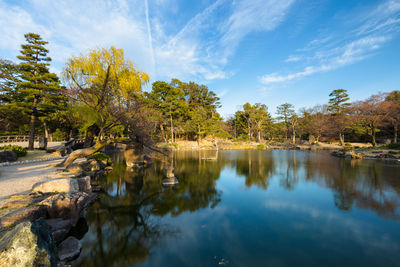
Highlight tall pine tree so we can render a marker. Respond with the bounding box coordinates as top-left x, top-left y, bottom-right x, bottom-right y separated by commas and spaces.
17, 33, 63, 149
